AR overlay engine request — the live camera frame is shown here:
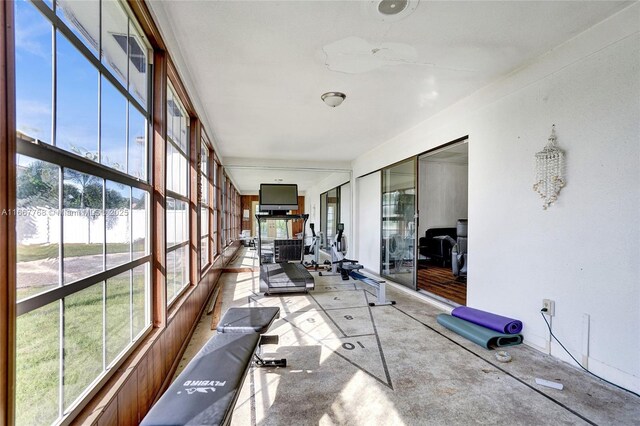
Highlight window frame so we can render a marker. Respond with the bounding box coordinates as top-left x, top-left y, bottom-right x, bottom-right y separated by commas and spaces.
199, 136, 213, 272
13, 0, 153, 423
165, 81, 190, 306
212, 155, 221, 257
